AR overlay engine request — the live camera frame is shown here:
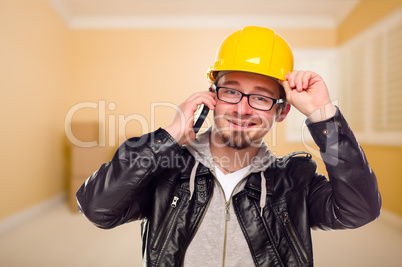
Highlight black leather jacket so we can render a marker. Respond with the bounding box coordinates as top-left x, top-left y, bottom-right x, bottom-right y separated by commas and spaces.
77, 109, 381, 267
